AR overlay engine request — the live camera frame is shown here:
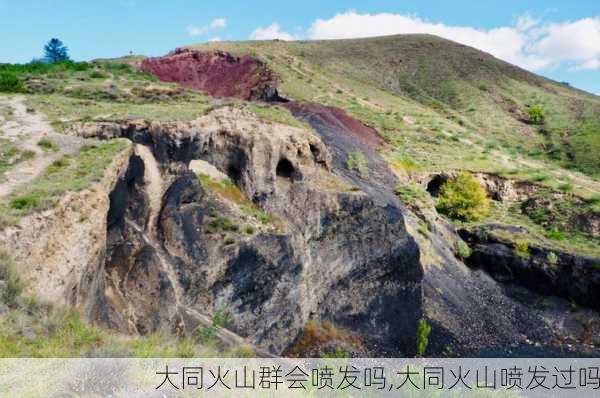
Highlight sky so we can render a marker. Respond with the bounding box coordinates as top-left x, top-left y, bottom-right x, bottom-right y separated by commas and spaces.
1, 1, 599, 95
